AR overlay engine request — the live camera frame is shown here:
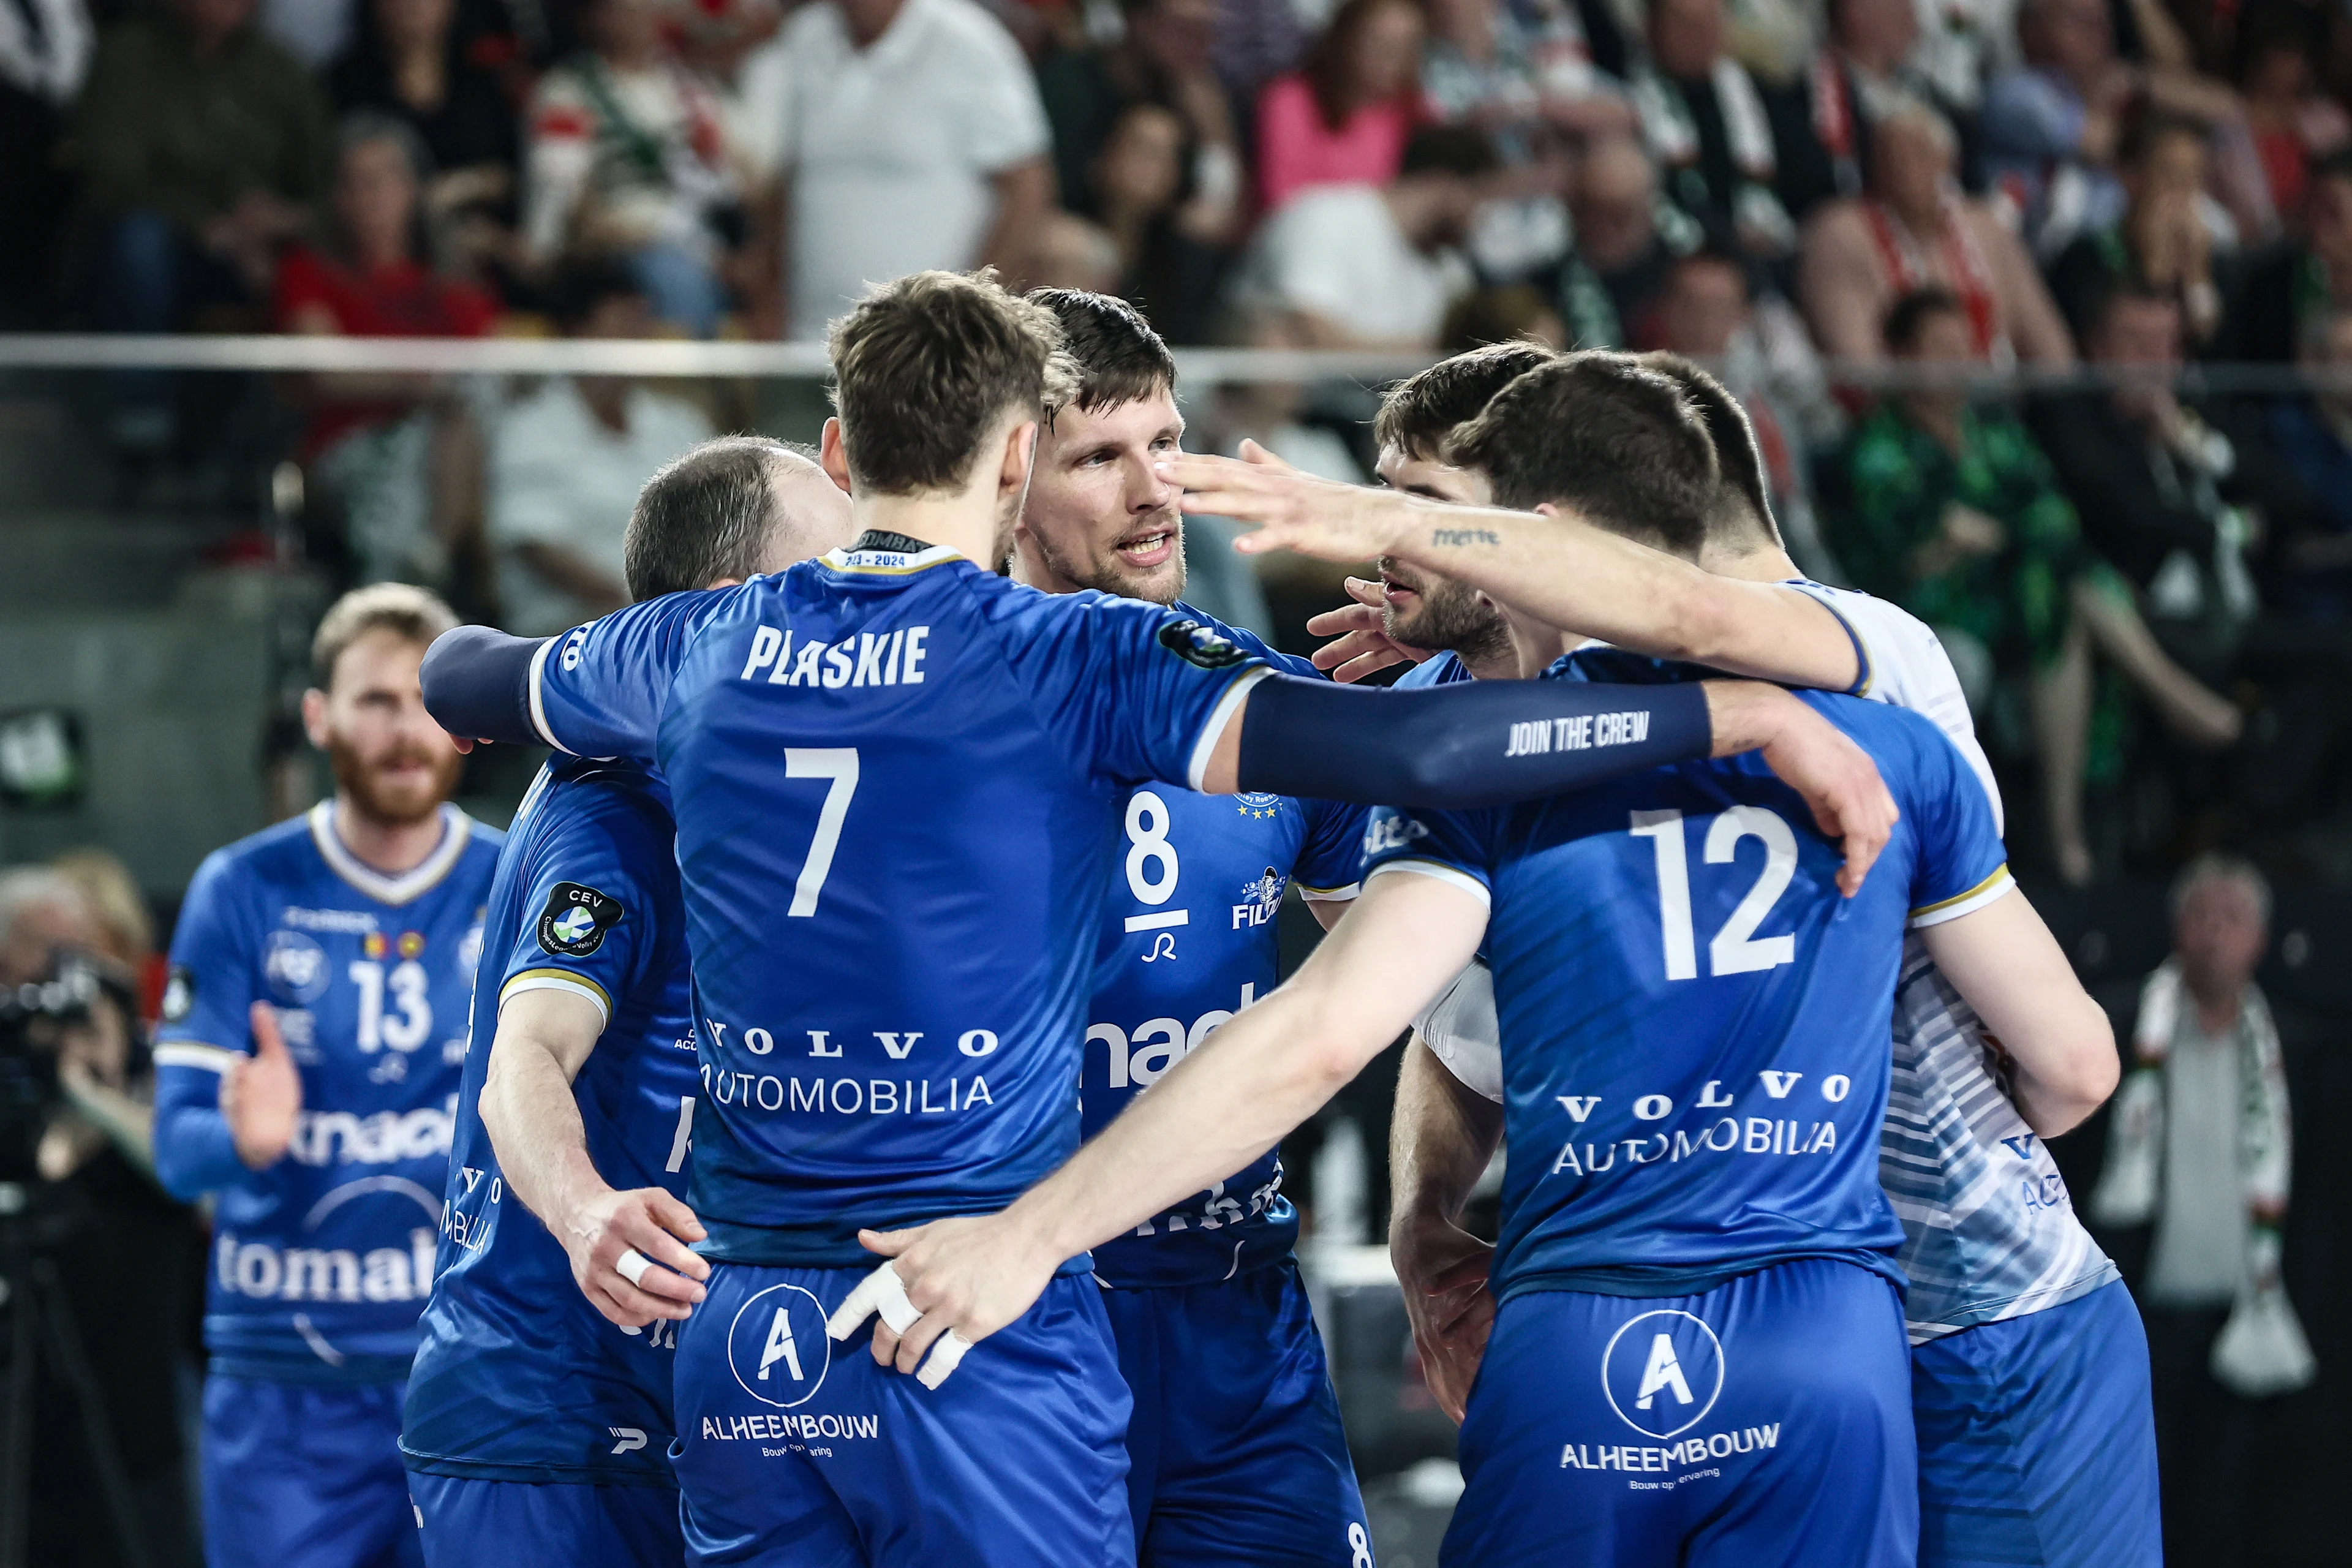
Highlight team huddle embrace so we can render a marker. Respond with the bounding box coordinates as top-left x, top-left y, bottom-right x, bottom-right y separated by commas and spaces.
152, 269, 2150, 1568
